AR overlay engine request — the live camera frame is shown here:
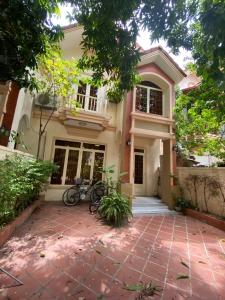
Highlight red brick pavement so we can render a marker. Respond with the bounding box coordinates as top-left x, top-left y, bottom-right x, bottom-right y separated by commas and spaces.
0, 202, 225, 299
